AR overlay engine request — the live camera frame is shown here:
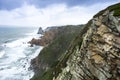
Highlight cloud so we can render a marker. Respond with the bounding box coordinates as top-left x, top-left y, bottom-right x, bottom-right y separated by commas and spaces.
28, 0, 120, 8
0, 2, 119, 28
0, 0, 119, 10
0, 0, 25, 10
